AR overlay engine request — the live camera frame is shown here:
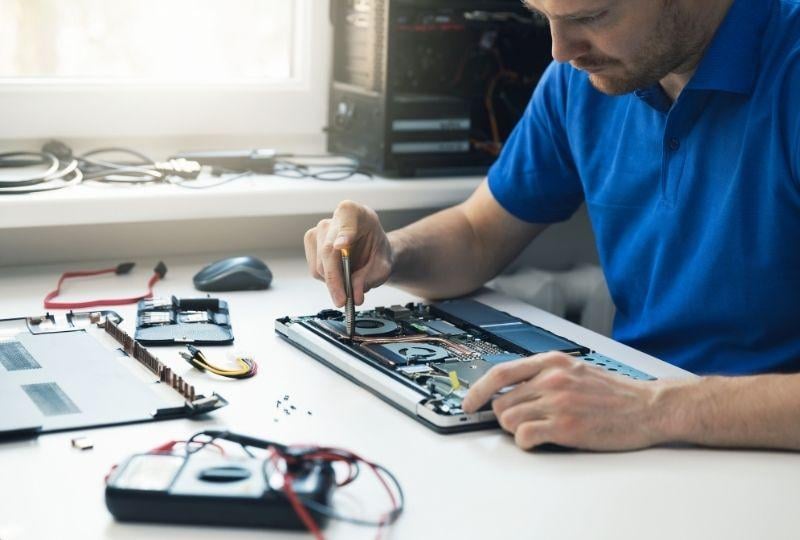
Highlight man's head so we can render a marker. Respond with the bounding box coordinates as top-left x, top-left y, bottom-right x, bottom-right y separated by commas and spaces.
525, 0, 721, 95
